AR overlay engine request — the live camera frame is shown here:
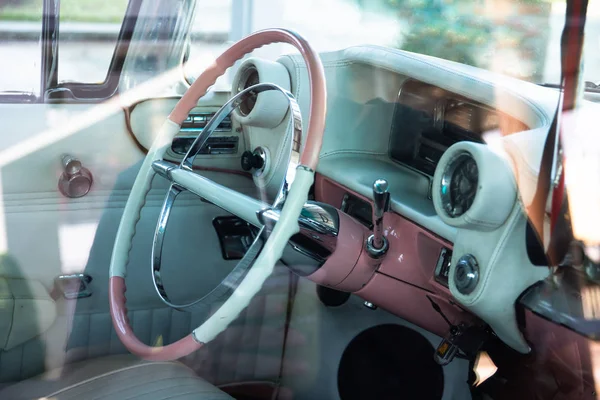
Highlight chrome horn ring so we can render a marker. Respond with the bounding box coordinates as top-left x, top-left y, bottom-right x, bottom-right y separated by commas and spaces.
150, 83, 302, 310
